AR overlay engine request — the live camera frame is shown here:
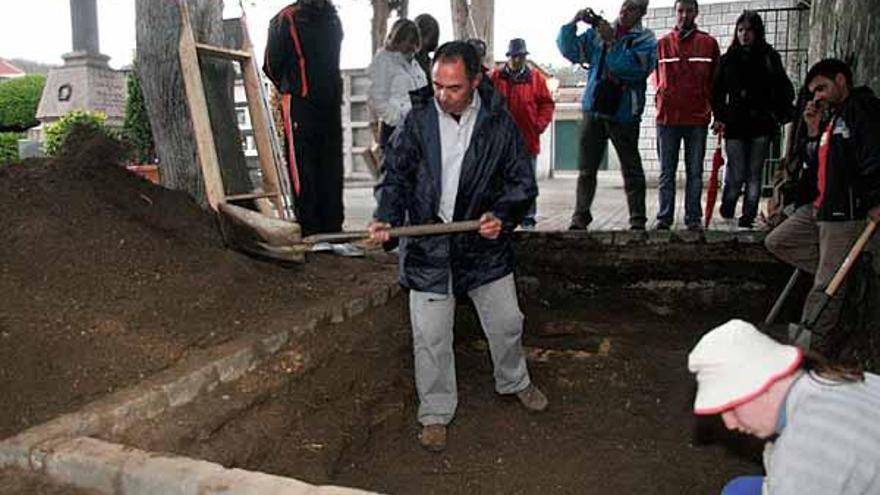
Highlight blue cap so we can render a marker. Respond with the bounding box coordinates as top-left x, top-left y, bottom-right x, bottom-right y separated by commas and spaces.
506, 38, 528, 57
